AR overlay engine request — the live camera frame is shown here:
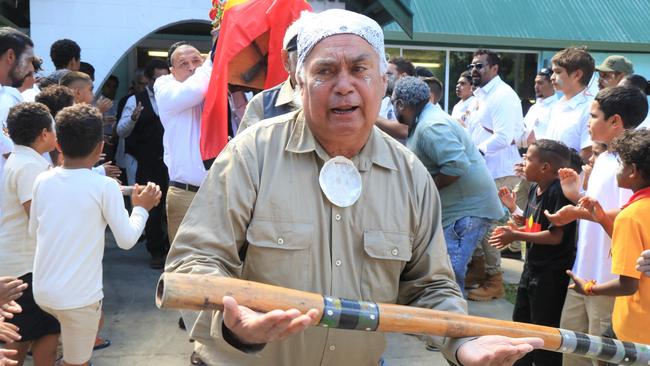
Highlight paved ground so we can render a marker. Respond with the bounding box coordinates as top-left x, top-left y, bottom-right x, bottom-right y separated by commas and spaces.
23, 235, 524, 366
